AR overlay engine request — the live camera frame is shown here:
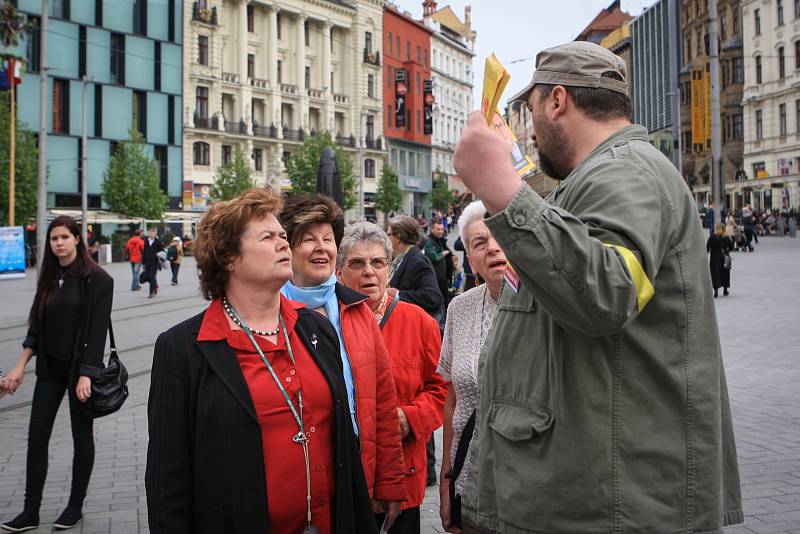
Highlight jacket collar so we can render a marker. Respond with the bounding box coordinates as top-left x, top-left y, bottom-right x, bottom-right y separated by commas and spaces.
334, 282, 369, 308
